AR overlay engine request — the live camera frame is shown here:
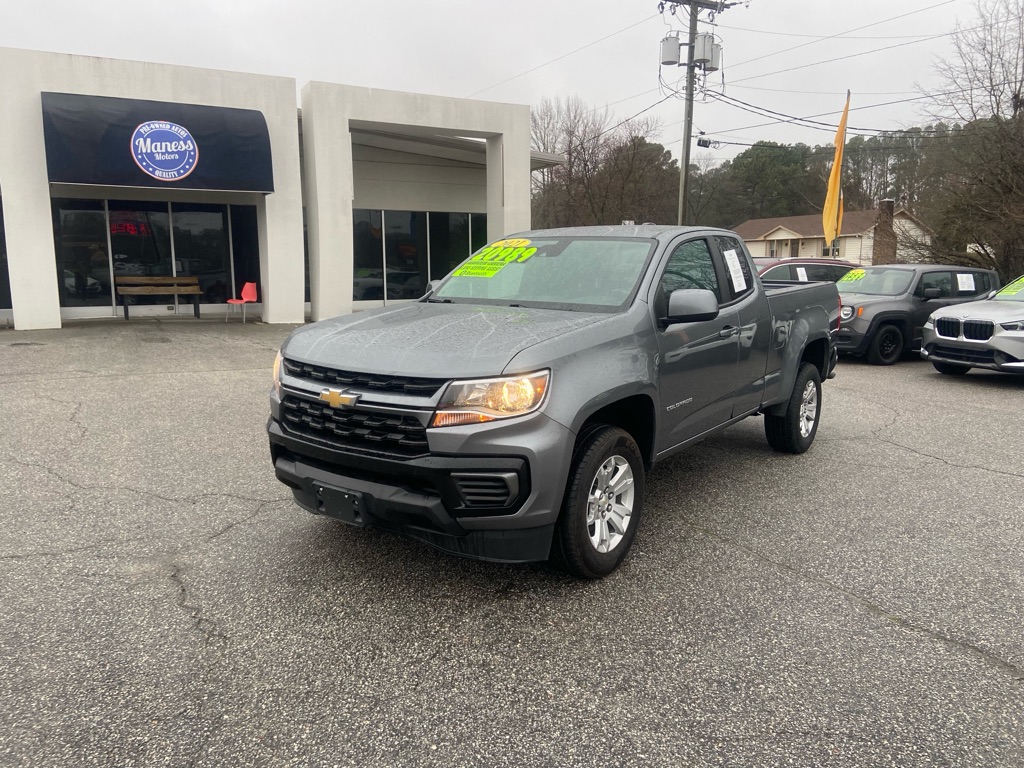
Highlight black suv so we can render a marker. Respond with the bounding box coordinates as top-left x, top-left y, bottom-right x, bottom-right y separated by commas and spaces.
836, 264, 1000, 365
